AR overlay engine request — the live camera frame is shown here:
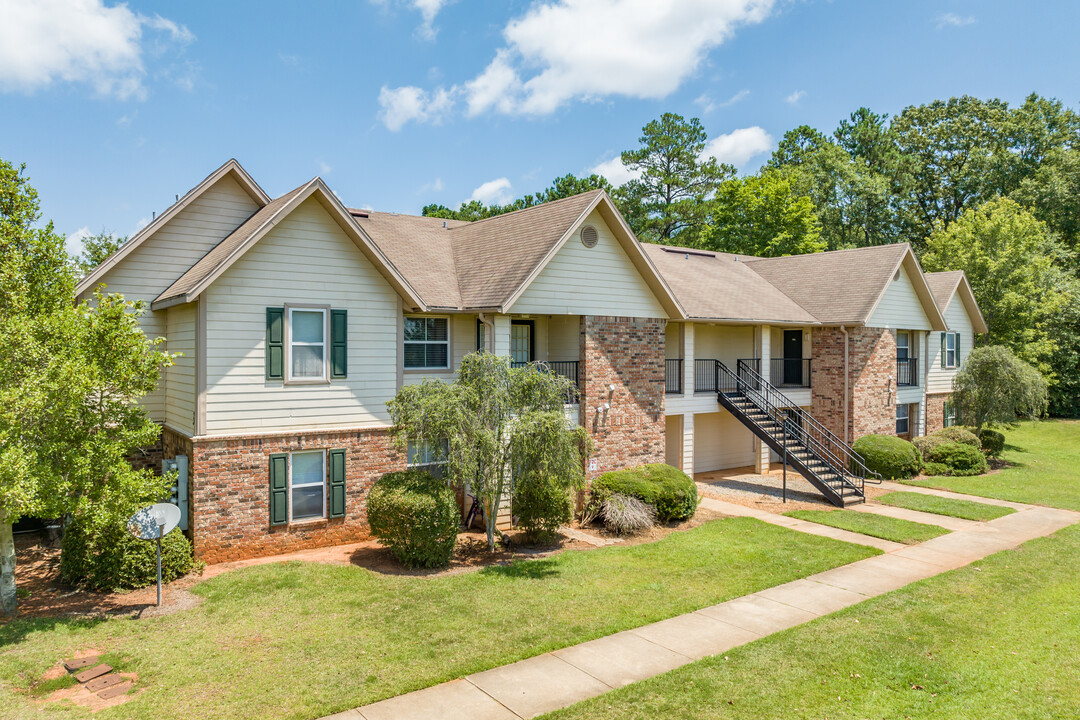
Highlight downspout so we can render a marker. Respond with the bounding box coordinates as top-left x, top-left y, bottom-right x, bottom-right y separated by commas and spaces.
840, 325, 850, 444
477, 312, 495, 353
